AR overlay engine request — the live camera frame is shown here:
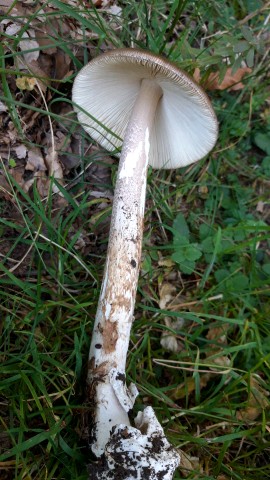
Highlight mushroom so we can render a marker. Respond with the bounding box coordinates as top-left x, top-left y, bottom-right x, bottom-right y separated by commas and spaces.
72, 48, 218, 479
